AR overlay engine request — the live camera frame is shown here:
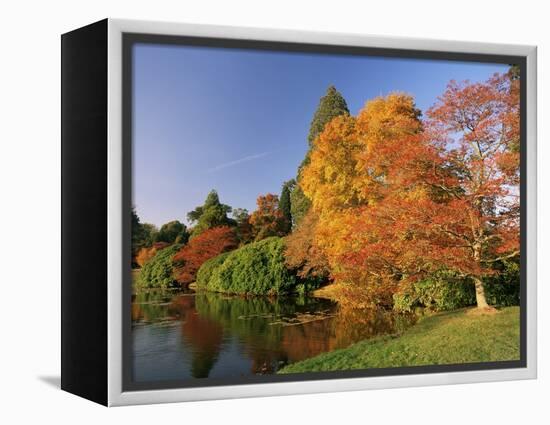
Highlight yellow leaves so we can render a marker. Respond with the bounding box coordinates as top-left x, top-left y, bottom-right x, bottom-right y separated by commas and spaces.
356, 93, 422, 140
301, 93, 423, 222
301, 114, 360, 214
298, 93, 426, 300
